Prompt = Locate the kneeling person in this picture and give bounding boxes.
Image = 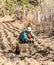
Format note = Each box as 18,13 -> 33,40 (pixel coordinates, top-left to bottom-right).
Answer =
19,27 -> 36,43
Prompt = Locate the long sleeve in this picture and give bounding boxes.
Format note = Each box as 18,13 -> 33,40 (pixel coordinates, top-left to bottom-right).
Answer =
23,32 -> 29,41
20,30 -> 29,41
32,32 -> 36,39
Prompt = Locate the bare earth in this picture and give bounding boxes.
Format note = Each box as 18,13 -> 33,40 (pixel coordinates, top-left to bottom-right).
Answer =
0,17 -> 54,65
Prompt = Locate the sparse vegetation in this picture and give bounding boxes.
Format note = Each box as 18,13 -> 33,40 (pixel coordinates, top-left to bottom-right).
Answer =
0,0 -> 54,65
0,0 -> 40,16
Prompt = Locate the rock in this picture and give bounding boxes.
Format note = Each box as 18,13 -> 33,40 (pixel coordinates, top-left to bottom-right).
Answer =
4,61 -> 13,65
24,57 -> 41,65
17,43 -> 30,56
0,16 -> 14,23
41,61 -> 54,65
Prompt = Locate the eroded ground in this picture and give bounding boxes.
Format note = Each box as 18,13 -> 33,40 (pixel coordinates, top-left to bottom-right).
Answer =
0,17 -> 54,65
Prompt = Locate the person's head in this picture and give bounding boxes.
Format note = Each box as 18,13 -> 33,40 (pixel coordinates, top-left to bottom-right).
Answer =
27,27 -> 32,33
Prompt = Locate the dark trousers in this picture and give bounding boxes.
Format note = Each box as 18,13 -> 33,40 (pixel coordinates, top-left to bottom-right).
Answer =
19,38 -> 34,43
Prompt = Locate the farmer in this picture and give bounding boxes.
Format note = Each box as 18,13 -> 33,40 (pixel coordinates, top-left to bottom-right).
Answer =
19,27 -> 36,43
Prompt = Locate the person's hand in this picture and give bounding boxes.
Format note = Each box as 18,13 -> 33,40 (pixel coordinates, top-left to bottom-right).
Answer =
30,38 -> 34,41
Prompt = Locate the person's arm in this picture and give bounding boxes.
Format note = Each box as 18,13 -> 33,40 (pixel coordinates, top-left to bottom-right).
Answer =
32,33 -> 41,44
23,32 -> 29,41
32,32 -> 36,39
